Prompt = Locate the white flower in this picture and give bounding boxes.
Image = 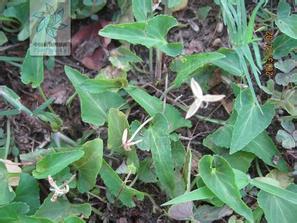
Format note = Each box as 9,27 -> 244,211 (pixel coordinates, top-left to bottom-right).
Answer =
122,117 -> 153,151
48,175 -> 72,202
122,128 -> 142,151
152,0 -> 162,11
186,78 -> 225,119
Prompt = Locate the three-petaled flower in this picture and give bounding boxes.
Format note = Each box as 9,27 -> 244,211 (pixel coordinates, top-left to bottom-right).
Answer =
122,117 -> 153,151
186,78 -> 225,119
48,175 -> 71,202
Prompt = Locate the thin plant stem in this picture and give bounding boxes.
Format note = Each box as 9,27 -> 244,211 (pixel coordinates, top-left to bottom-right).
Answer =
143,192 -> 162,213
88,191 -> 107,203
128,174 -> 138,187
53,132 -> 77,147
66,92 -> 77,106
128,117 -> 153,143
149,48 -> 153,75
4,119 -> 11,159
174,101 -> 226,125
38,86 -> 55,114
255,158 -> 263,177
154,49 -> 162,81
91,207 -> 103,216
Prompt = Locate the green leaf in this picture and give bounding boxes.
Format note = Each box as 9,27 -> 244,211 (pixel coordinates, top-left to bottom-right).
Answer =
204,113 -> 287,171
3,1 -> 30,41
36,112 -> 63,132
109,47 -> 143,71
99,15 -> 182,56
0,86 -> 33,116
273,34 -> 297,59
276,130 -> 296,149
138,158 -> 157,183
251,177 -> 297,204
0,162 -> 15,205
34,196 -> 91,221
147,114 -> 176,197
223,151 -> 254,173
162,186 -> 215,206
125,85 -> 191,131
0,202 -> 54,222
0,202 -> 28,222
199,155 -> 253,222
33,149 -> 84,179
107,110 -> 139,172
203,129 -> 255,173
197,6 -> 212,21
14,173 -> 40,214
107,108 -> 129,153
80,77 -> 128,94
243,132 -> 288,172
99,160 -> 144,207
166,0 -> 182,8
65,66 -> 124,126
230,89 -> 275,153
172,140 -> 186,171
73,139 -> 103,193
233,169 -> 249,190
0,31 -> 8,46
170,52 -> 225,86
83,0 -> 106,6
280,88 -> 297,116
276,0 -> 297,39
212,48 -> 243,77
21,49 -> 44,88
132,0 -> 152,21
257,184 -> 297,223
64,216 -> 85,223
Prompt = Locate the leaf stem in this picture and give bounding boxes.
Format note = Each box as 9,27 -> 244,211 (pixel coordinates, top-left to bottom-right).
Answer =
88,191 -> 107,203
154,49 -> 162,81
38,86 -> 55,114
149,48 -> 153,75
4,119 -> 11,159
143,192 -> 162,213
128,117 -> 153,143
255,158 -> 263,177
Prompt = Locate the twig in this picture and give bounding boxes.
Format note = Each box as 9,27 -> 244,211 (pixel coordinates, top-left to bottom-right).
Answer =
143,192 -> 162,213
88,191 -> 107,203
154,49 -> 162,81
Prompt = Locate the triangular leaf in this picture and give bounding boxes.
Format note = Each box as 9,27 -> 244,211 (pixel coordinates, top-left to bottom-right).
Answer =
33,149 -> 84,179
99,15 -> 182,56
73,139 -> 103,193
199,155 -> 253,222
99,160 -> 144,207
125,85 -> 191,131
230,89 -> 275,153
65,66 -> 124,126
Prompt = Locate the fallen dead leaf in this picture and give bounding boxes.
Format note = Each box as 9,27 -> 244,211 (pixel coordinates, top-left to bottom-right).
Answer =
168,202 -> 194,220
2,159 -> 22,186
71,21 -> 113,70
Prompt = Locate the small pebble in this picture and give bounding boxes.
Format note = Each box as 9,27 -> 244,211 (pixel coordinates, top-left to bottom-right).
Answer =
188,19 -> 200,33
212,38 -> 222,46
216,22 -> 224,33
